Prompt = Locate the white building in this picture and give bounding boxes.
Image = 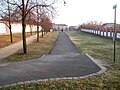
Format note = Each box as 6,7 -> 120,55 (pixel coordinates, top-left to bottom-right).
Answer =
52,23 -> 68,31
69,26 -> 78,31
0,21 -> 42,35
102,23 -> 120,28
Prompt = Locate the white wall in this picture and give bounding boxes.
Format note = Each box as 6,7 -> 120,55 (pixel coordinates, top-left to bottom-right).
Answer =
0,22 -> 42,34
11,23 -> 22,33
0,23 -> 6,33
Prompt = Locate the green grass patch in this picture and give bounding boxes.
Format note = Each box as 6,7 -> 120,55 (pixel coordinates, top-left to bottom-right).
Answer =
68,31 -> 120,63
3,32 -> 58,62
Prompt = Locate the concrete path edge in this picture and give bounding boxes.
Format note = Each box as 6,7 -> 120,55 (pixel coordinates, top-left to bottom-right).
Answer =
48,32 -> 60,54
0,53 -> 106,89
85,53 -> 106,74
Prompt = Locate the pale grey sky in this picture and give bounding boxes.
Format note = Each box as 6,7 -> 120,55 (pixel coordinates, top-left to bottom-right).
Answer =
53,0 -> 120,26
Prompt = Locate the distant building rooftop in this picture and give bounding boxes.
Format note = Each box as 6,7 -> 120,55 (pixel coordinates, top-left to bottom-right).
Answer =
102,23 -> 120,31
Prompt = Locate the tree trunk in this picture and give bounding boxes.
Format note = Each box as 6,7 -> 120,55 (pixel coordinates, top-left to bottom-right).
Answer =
44,29 -> 45,35
8,0 -> 13,43
37,25 -> 39,42
103,31 -> 104,37
22,0 -> 27,54
36,4 -> 39,42
41,29 -> 43,37
9,24 -> 13,42
22,20 -> 27,54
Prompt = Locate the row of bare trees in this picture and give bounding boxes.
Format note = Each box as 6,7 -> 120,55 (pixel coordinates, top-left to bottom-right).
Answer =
0,0 -> 62,54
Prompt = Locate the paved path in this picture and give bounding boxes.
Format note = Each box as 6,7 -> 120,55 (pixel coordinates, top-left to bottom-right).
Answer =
0,34 -> 38,60
0,32 -> 102,86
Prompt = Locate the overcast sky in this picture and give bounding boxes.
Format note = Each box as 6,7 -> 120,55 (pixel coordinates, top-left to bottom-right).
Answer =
52,0 -> 120,26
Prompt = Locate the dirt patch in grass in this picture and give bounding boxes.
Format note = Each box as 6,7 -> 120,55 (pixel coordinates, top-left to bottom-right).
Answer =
3,32 -> 58,62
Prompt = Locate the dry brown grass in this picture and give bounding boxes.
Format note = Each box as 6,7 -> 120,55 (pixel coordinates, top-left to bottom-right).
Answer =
3,31 -> 58,62
0,32 -> 35,48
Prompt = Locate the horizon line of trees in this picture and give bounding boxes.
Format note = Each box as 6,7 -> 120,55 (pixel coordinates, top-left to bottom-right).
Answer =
79,21 -> 114,31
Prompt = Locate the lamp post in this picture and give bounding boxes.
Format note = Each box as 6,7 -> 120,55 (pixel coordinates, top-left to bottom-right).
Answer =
113,4 -> 117,63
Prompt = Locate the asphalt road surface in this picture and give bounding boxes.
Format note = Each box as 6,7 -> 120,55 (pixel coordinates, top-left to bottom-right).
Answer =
0,32 -> 101,86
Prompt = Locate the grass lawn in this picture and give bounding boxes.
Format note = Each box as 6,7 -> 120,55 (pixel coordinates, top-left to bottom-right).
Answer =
68,31 -> 120,63
1,31 -> 120,90
0,32 -> 35,48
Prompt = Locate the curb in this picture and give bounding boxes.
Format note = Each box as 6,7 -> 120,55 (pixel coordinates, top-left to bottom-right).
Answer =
0,54 -> 106,89
85,53 -> 106,74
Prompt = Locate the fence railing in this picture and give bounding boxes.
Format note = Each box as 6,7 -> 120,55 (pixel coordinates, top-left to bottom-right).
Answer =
81,29 -> 120,39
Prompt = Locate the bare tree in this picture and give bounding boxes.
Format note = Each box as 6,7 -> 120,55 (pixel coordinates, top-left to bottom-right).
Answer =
40,12 -> 52,33
7,0 -> 59,54
28,11 -> 33,35
0,0 -> 66,54
0,0 -> 15,42
36,0 -> 40,42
